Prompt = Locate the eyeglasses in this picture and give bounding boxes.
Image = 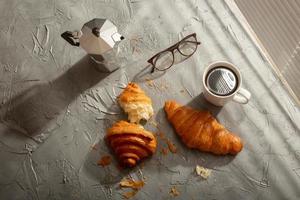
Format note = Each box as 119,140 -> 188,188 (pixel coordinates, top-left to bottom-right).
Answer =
147,33 -> 201,73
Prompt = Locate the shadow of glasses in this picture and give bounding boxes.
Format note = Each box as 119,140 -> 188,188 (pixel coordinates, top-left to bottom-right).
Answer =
132,64 -> 167,83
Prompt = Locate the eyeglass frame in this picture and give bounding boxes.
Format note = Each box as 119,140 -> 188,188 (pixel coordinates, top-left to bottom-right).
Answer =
147,33 -> 201,73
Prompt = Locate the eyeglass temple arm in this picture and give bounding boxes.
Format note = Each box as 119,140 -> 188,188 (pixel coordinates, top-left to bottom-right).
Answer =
188,41 -> 201,45
146,59 -> 155,73
150,65 -> 155,73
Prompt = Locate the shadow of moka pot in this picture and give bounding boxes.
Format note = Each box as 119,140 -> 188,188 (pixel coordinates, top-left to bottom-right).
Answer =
61,18 -> 125,72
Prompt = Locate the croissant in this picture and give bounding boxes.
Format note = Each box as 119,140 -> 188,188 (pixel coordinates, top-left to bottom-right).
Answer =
118,82 -> 154,124
164,100 -> 243,155
106,120 -> 157,167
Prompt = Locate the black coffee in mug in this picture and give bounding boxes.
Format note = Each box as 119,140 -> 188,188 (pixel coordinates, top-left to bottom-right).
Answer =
203,61 -> 251,106
205,67 -> 238,96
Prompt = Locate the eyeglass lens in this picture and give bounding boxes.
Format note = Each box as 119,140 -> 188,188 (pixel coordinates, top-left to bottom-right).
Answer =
178,36 -> 198,56
153,35 -> 198,71
154,51 -> 174,71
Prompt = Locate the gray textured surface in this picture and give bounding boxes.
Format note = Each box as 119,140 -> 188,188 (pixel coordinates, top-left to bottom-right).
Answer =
0,0 -> 299,199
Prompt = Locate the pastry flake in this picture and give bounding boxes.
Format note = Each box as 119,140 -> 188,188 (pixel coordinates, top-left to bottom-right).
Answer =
195,165 -> 211,179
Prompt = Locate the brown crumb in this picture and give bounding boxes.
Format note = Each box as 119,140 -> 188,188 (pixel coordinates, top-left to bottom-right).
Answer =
157,79 -> 169,91
146,78 -> 155,87
167,140 -> 177,153
158,132 -> 167,141
159,83 -> 168,91
97,155 -> 112,167
122,190 -> 138,199
120,178 -> 145,199
157,132 -> 177,154
161,147 -> 169,155
179,89 -> 185,93
139,161 -> 145,169
117,164 -> 124,171
120,178 -> 145,190
170,186 -> 180,197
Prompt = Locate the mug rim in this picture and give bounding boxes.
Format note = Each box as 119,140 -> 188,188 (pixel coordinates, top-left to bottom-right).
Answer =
202,61 -> 242,99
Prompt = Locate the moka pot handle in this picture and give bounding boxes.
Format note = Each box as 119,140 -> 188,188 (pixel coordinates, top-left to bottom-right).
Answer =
61,31 -> 80,46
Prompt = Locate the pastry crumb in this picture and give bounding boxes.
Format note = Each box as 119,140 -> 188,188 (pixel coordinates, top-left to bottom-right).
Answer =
158,79 -> 169,91
97,155 -> 112,167
167,140 -> 177,153
161,147 -> 169,155
159,83 -> 168,91
120,178 -> 145,190
157,132 -> 177,154
139,162 -> 145,169
146,79 -> 155,87
157,132 -> 166,140
120,178 -> 145,199
195,165 -> 211,179
122,190 -> 138,199
169,186 -> 180,197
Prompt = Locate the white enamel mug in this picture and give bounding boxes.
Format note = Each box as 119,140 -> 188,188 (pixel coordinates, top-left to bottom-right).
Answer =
202,61 -> 251,106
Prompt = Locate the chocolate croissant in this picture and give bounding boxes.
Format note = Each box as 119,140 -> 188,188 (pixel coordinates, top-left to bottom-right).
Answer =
164,100 -> 243,155
118,83 -> 154,124
106,121 -> 157,167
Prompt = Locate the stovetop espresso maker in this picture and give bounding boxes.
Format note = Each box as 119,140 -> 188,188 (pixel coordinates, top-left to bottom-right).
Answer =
61,18 -> 125,72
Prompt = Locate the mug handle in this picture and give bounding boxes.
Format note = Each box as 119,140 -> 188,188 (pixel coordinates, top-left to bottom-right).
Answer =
233,88 -> 251,104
